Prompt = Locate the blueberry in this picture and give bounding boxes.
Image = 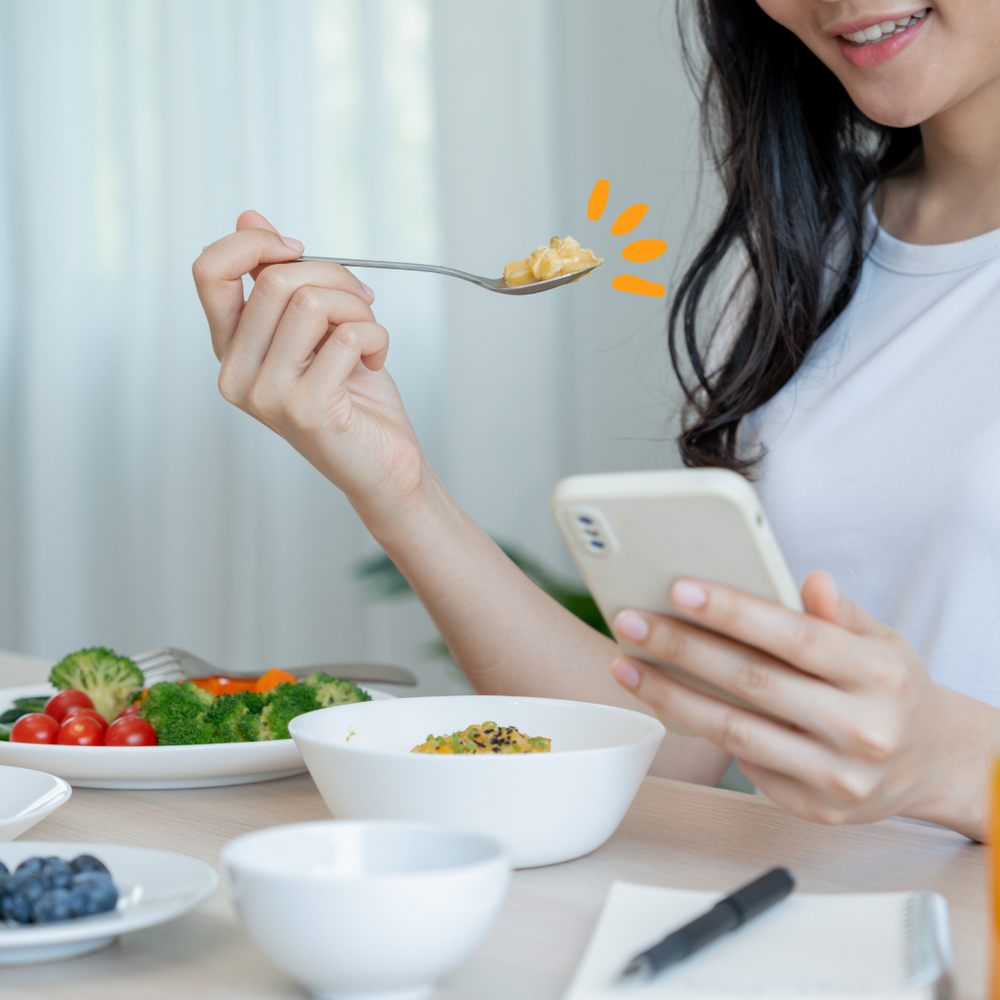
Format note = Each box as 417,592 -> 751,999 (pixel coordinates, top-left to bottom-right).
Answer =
31,888 -> 76,923
38,859 -> 75,891
68,874 -> 117,916
69,855 -> 111,879
15,856 -> 48,876
0,873 -> 45,923
0,861 -> 8,876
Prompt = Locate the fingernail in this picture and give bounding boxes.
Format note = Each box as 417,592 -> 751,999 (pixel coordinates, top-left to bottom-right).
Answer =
612,659 -> 640,690
614,610 -> 648,642
672,580 -> 707,610
359,281 -> 374,301
281,236 -> 304,253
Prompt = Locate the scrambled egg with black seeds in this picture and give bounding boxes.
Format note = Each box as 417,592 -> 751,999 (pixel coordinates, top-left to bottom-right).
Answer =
411,721 -> 551,754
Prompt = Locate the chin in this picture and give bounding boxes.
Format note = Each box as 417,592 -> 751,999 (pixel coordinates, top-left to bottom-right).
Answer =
840,82 -> 937,130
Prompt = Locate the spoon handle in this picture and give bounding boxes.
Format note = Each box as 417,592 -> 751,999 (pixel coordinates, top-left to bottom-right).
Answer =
295,255 -> 492,287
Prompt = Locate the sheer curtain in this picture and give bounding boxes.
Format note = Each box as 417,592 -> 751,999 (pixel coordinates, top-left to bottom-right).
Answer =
0,0 -> 706,686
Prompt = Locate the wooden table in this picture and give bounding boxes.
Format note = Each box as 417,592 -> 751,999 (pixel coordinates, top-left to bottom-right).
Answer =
0,653 -> 990,1000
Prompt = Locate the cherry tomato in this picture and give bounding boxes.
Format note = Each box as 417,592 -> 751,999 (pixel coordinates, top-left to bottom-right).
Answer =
44,690 -> 95,724
56,716 -> 105,746
62,707 -> 109,733
10,713 -> 60,744
104,717 -> 157,747
114,704 -> 141,720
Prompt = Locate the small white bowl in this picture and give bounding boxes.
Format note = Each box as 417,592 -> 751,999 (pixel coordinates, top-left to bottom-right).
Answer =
289,695 -> 665,868
0,765 -> 72,841
221,820 -> 510,1000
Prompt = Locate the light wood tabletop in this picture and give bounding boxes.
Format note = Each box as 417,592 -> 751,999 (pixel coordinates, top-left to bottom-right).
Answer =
0,652 -> 990,1000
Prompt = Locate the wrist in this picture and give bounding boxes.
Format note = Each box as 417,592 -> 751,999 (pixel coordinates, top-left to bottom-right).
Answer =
901,684 -> 997,841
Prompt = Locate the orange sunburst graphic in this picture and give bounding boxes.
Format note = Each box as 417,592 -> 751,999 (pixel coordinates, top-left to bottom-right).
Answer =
587,179 -> 667,297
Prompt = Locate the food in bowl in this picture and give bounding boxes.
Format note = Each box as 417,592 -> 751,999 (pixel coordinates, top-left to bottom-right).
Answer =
503,236 -> 602,286
411,721 -> 550,754
289,695 -> 665,868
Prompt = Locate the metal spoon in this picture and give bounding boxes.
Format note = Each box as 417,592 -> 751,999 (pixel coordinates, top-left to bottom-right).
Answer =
294,254 -> 600,295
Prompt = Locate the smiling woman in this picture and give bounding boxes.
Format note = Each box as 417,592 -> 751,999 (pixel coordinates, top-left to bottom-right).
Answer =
196,0 -> 1000,844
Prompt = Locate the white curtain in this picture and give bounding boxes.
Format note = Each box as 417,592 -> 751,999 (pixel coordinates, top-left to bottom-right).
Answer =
0,0 -> 707,686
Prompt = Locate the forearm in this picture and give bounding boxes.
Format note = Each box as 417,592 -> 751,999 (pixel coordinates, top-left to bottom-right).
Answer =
362,467 -> 731,784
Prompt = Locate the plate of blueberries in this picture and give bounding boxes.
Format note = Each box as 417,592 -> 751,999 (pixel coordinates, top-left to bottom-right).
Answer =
0,843 -> 218,964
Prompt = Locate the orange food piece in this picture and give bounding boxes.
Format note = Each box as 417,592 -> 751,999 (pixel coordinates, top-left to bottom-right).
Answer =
158,669 -> 300,699
253,669 -> 297,693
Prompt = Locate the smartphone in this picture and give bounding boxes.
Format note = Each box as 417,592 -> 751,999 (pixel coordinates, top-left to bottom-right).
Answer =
550,468 -> 802,728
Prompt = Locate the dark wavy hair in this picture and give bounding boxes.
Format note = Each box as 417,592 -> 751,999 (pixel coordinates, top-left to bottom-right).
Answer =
669,0 -> 921,472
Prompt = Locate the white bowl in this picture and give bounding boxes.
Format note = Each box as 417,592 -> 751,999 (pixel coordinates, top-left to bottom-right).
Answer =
0,765 -> 72,841
289,695 -> 665,868
221,820 -> 510,1000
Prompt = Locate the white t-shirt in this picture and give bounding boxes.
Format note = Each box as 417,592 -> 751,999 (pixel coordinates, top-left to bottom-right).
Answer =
739,209 -> 1000,707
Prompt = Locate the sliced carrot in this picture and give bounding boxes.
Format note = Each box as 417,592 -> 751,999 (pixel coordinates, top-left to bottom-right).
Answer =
254,669 -> 297,693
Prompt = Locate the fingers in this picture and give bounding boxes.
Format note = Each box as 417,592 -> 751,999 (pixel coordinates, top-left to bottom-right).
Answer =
193,225 -> 305,360
659,577 -> 886,687
611,657 -> 888,816
613,609 -> 850,735
223,265 -> 377,389
193,210 -> 377,366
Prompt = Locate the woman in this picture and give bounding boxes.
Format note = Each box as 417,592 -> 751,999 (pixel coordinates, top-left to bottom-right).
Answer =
193,1 -> 1000,842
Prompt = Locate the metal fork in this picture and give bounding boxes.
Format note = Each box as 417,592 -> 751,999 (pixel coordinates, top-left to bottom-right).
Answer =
130,647 -> 417,687
294,255 -> 600,295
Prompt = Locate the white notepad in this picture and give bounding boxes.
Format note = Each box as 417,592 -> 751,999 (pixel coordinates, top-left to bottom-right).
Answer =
564,881 -> 953,999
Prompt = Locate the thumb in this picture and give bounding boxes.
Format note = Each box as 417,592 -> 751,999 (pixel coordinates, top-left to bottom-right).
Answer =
801,570 -> 888,638
235,210 -> 303,280
237,209 -> 281,235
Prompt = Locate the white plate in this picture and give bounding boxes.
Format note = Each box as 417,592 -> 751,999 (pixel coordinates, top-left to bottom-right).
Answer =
0,766 -> 72,841
0,841 -> 218,964
0,684 -> 393,789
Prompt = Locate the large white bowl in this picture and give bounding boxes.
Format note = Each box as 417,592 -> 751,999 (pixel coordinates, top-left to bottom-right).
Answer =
289,695 -> 665,868
221,820 -> 510,1000
0,765 -> 72,841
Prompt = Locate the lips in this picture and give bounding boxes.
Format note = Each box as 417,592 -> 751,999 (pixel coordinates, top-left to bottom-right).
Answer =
834,8 -> 929,69
838,8 -> 928,46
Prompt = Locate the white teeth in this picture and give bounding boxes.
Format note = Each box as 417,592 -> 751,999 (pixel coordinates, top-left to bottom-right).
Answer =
842,10 -> 928,46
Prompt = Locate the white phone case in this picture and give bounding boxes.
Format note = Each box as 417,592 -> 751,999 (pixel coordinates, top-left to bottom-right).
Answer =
551,468 -> 802,730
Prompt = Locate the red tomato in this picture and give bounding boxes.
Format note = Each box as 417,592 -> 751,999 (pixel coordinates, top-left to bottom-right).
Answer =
114,704 -> 141,720
10,713 -> 60,744
62,707 -> 109,733
56,716 -> 105,746
104,717 -> 157,747
44,689 -> 95,723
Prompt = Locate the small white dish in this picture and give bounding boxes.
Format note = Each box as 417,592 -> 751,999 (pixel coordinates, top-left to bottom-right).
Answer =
222,820 -> 510,1000
0,841 -> 219,964
0,765 -> 72,841
0,683 -> 393,789
289,695 -> 666,868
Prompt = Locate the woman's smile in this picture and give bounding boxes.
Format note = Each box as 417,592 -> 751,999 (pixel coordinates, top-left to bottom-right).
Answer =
834,8 -> 928,68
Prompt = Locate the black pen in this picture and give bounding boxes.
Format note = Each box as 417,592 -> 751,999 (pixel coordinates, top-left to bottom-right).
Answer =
618,867 -> 795,986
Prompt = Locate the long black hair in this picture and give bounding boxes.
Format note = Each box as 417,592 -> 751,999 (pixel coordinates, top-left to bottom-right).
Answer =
670,0 -> 921,472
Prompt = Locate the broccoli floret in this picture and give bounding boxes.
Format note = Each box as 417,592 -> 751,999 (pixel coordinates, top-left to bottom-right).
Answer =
258,682 -> 322,741
49,647 -> 145,722
203,690 -> 265,743
138,681 -> 215,745
303,672 -> 372,708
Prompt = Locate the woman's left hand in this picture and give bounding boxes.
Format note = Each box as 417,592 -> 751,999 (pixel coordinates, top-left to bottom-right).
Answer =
610,571 -> 999,840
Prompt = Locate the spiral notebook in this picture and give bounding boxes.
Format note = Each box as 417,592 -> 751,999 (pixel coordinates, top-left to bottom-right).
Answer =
564,880 -> 953,999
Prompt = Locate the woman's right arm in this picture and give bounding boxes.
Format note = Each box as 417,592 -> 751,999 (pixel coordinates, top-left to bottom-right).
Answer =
192,213 -> 731,785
